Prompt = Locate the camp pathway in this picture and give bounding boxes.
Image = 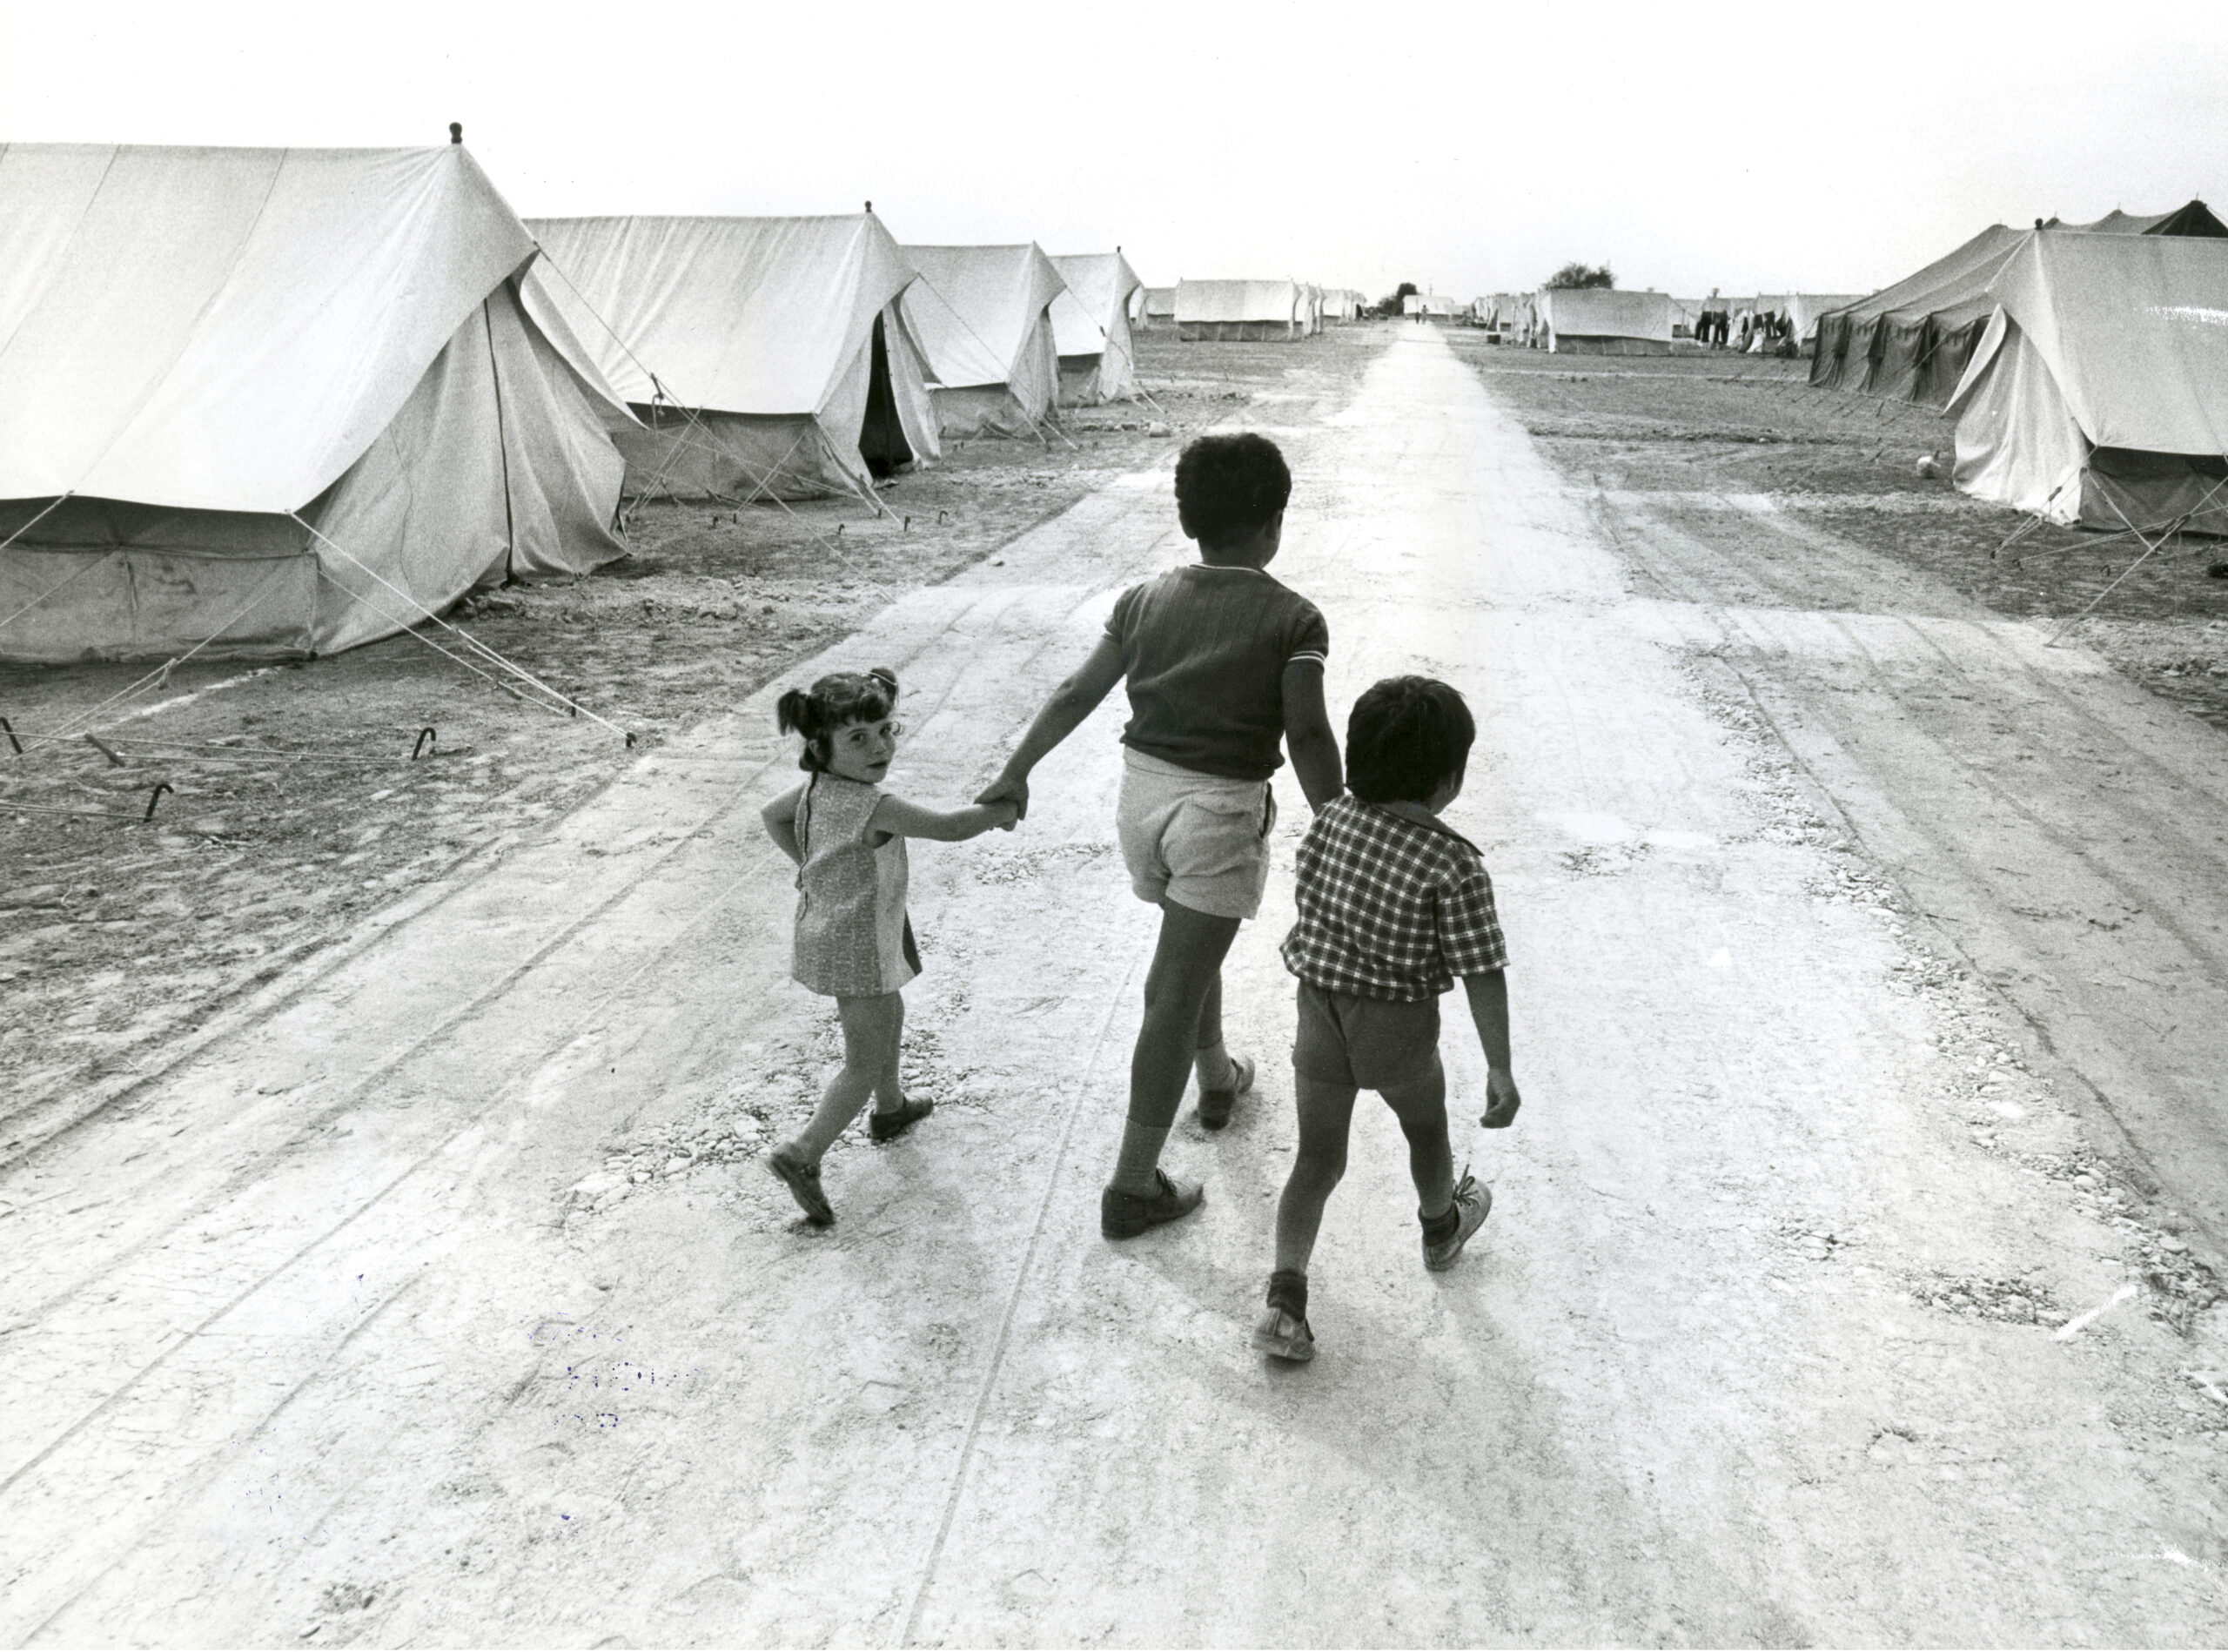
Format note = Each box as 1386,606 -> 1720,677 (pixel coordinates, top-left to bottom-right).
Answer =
3,328 -> 2224,1646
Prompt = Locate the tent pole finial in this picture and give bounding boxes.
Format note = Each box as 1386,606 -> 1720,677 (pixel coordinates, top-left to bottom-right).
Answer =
865,199 -> 873,215
450,122 -> 463,145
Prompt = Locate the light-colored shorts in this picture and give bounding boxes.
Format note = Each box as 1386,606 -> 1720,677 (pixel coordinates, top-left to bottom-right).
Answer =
1116,747 -> 1276,921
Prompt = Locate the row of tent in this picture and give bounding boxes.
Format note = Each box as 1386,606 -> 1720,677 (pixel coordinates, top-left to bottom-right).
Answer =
1808,200 -> 2228,535
0,141 -> 1156,663
1132,281 -> 1365,339
1456,290 -> 1862,353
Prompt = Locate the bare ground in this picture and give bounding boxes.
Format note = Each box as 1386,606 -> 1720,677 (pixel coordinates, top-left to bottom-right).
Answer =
13,326 -> 2228,1644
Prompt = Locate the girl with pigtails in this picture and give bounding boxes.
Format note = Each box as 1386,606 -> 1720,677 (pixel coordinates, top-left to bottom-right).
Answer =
759,667 -> 1018,1226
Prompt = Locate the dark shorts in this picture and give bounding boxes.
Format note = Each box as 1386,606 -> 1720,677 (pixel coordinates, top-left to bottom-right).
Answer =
1292,980 -> 1442,1091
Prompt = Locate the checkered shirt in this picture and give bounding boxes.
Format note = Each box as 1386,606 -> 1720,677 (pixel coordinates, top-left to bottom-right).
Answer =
1280,794 -> 1508,1002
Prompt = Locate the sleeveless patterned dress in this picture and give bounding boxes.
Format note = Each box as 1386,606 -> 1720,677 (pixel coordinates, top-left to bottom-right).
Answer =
790,771 -> 921,997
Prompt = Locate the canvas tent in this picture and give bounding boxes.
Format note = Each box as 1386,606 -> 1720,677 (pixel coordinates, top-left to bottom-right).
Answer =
1323,289 -> 1362,322
1781,294 -> 1867,346
1947,231 -> 2228,536
1141,285 -> 1178,326
1177,279 -> 1303,341
2065,203 -> 2228,236
525,213 -> 939,505
1050,251 -> 1144,405
1535,288 -> 1674,354
0,142 -> 630,664
899,244 -> 1067,439
1811,200 -> 2228,404
1485,292 -> 1534,336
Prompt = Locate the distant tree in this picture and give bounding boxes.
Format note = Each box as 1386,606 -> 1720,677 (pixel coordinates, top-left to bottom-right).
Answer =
1544,263 -> 1615,289
1372,280 -> 1419,318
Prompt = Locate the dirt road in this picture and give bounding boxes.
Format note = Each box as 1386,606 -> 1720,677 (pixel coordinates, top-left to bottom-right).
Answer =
7,327 -> 2228,1646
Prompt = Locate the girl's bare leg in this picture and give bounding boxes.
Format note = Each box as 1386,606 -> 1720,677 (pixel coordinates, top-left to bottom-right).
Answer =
790,992 -> 905,1161
866,989 -> 907,1115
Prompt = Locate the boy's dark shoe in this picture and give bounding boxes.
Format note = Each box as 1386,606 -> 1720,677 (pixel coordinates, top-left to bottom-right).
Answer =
767,1145 -> 835,1226
1100,1170 -> 1205,1239
868,1095 -> 935,1144
1252,1305 -> 1316,1362
1197,1053 -> 1255,1132
1422,1170 -> 1491,1272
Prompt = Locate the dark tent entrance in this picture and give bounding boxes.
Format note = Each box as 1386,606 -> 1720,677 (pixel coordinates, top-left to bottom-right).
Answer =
859,313 -> 912,479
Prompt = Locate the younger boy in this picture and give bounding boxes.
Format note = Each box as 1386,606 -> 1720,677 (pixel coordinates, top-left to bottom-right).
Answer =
1255,675 -> 1521,1362
978,433 -> 1344,1239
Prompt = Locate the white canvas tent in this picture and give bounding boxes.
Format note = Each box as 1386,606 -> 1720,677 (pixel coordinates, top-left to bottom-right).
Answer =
1812,201 -> 2226,403
1050,251 -> 1144,405
1322,289 -> 1362,322
1141,285 -> 1178,326
900,244 -> 1067,438
1177,279 -> 1303,341
1947,231 -> 2228,535
525,213 -> 938,503
0,142 -> 630,664
1535,288 -> 1674,354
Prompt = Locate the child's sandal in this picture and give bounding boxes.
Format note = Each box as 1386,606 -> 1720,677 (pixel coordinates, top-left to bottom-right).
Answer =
868,1096 -> 935,1145
767,1145 -> 835,1226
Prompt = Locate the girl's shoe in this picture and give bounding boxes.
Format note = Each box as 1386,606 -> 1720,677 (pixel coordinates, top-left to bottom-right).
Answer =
1252,1305 -> 1316,1363
1197,1053 -> 1255,1132
868,1095 -> 935,1144
766,1145 -> 834,1226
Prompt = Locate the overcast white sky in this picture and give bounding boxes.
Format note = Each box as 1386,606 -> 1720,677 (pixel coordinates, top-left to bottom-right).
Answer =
6,0 -> 2226,301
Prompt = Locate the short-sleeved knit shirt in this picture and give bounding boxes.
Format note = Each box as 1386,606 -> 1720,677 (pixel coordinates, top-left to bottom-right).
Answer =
1281,794 -> 1508,1002
1104,564 -> 1328,782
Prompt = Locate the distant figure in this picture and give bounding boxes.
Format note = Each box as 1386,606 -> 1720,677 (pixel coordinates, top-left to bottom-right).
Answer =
760,668 -> 1018,1226
978,433 -> 1344,1240
1254,676 -> 1521,1363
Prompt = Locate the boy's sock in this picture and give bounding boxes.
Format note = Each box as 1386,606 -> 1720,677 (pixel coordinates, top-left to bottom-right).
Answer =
1109,1121 -> 1172,1195
1266,1268 -> 1309,1320
1420,1204 -> 1460,1247
1194,1038 -> 1236,1092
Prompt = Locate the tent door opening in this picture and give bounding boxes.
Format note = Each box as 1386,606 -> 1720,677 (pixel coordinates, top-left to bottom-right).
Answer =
859,313 -> 911,479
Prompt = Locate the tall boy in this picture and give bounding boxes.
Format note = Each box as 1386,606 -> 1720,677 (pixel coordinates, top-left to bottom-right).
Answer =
979,433 -> 1344,1239
1255,675 -> 1521,1363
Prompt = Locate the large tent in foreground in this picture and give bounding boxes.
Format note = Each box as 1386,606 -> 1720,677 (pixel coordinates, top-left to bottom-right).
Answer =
1811,199 -> 2228,404
526,213 -> 938,502
1535,288 -> 1674,354
1050,251 -> 1144,405
0,142 -> 630,664
1177,279 -> 1304,341
900,244 -> 1067,439
1947,231 -> 2228,536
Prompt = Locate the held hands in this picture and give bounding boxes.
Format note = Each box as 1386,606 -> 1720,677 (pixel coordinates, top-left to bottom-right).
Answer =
975,770 -> 1029,823
990,797 -> 1022,833
1480,1068 -> 1521,1130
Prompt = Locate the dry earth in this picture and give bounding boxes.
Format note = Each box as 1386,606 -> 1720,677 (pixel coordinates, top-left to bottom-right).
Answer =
8,323 -> 2228,1646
